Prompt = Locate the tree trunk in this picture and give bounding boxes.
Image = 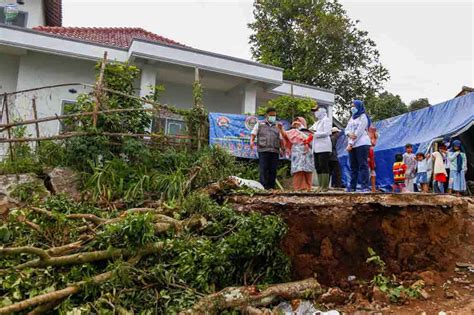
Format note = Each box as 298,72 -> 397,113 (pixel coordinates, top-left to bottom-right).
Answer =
180,278 -> 322,315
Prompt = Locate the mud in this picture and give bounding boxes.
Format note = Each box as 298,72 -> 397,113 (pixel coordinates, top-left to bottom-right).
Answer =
228,192 -> 474,287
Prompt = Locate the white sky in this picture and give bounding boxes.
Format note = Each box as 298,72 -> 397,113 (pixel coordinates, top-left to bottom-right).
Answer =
63,0 -> 473,105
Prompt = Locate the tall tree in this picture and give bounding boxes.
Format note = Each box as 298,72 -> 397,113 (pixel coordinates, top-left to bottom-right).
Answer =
408,98 -> 430,112
365,92 -> 408,121
249,0 -> 390,119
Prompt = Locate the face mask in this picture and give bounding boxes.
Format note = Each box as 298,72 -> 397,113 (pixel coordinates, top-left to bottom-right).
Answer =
351,107 -> 358,115
267,116 -> 276,123
315,112 -> 324,120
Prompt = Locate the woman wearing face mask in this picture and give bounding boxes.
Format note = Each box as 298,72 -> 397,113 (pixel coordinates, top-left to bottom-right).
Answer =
309,107 -> 332,192
345,100 -> 372,192
280,117 -> 314,191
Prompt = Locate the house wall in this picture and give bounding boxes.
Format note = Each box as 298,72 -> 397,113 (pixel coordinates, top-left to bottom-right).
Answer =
13,51 -> 96,137
0,52 -> 19,94
0,0 -> 45,28
157,81 -> 242,115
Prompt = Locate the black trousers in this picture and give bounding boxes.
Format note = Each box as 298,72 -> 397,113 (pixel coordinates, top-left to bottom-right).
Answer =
314,152 -> 330,174
329,160 -> 342,187
258,152 -> 279,189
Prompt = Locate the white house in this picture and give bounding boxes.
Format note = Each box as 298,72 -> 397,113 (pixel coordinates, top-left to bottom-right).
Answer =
0,0 -> 335,142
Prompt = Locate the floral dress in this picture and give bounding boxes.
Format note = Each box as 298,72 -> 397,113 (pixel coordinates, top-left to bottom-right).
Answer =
290,136 -> 315,175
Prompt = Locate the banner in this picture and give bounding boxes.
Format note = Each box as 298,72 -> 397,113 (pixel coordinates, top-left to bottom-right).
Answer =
209,112 -> 289,159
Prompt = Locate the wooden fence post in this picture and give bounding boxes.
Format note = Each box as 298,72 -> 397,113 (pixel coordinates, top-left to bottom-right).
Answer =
194,67 -> 202,150
3,93 -> 14,161
32,97 -> 41,151
93,51 -> 108,128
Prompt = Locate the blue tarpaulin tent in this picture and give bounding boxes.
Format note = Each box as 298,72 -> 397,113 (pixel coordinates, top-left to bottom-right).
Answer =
337,93 -> 474,190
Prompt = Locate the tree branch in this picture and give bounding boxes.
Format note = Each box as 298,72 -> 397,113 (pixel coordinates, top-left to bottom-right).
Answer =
9,242 -> 163,270
0,246 -> 50,261
179,278 -> 322,315
0,256 -> 143,315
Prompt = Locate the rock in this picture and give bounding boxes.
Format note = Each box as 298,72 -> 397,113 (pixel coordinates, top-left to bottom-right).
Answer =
444,290 -> 455,299
419,289 -> 431,300
0,174 -> 40,196
320,287 -> 348,305
47,167 -> 81,201
418,270 -> 441,286
0,174 -> 48,201
320,237 -> 334,259
371,286 -> 389,304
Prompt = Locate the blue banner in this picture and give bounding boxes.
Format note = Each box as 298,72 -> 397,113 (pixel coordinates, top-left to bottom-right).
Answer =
209,112 -> 289,159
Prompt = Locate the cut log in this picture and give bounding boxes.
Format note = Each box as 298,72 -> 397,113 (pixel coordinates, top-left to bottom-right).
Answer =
179,278 -> 322,315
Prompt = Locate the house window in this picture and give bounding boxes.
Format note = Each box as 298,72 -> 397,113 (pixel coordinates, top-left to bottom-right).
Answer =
59,100 -> 80,133
0,7 -> 28,27
152,116 -> 187,136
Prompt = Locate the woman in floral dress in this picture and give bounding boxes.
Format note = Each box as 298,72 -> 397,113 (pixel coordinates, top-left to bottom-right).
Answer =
281,117 -> 315,191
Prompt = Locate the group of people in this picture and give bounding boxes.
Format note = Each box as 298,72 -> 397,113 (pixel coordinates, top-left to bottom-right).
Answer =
393,141 -> 468,196
250,99 -> 468,196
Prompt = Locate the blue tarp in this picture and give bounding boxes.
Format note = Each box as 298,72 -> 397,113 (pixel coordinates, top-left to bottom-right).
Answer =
336,93 -> 474,190
208,112 -> 290,159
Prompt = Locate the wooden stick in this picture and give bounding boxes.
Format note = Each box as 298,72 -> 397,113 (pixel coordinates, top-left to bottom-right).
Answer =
0,131 -> 204,144
3,93 -> 14,161
93,52 -> 108,128
32,97 -> 41,151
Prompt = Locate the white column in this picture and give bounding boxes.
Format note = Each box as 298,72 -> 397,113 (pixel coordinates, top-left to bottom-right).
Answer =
139,65 -> 158,99
241,83 -> 257,114
139,65 -> 158,133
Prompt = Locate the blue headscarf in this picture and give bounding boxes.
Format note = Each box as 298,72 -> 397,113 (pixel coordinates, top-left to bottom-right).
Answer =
451,140 -> 463,172
352,100 -> 371,127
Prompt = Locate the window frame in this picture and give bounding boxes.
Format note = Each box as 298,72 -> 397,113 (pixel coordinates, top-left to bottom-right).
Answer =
0,6 -> 29,27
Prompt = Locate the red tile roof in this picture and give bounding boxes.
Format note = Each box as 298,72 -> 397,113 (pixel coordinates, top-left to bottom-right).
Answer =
33,26 -> 184,49
44,0 -> 62,27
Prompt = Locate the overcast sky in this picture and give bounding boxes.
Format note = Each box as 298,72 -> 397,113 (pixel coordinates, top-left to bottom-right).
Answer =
63,0 -> 473,105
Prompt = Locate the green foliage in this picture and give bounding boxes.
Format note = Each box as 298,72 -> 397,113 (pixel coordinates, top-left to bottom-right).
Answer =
366,247 -> 423,303
1,191 -> 290,313
95,213 -> 157,249
61,61 -> 152,170
9,181 -> 48,203
249,0 -> 389,119
365,92 -> 408,121
257,95 -> 316,125
0,125 -> 42,175
408,98 -> 430,112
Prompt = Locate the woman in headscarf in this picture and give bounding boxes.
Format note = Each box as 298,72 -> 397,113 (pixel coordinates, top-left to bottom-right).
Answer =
345,100 -> 372,192
310,107 -> 332,192
281,117 -> 314,191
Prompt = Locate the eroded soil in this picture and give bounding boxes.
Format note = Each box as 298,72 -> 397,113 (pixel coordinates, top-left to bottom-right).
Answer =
228,192 -> 474,314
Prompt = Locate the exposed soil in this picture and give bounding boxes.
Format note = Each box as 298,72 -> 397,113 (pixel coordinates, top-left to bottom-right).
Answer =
228,192 -> 474,314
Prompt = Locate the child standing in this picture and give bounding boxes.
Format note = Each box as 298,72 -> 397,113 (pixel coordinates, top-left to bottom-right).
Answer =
368,126 -> 378,192
415,153 -> 431,193
392,154 -> 407,192
431,145 -> 448,193
403,144 -> 417,192
448,140 -> 467,196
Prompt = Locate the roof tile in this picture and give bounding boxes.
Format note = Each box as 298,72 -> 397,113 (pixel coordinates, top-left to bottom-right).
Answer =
33,26 -> 184,49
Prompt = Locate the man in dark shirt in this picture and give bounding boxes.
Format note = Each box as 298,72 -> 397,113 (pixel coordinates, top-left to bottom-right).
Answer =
250,108 -> 284,189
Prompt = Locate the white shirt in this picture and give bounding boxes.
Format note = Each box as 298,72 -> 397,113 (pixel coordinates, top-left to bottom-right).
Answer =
345,115 -> 371,148
310,116 -> 332,153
